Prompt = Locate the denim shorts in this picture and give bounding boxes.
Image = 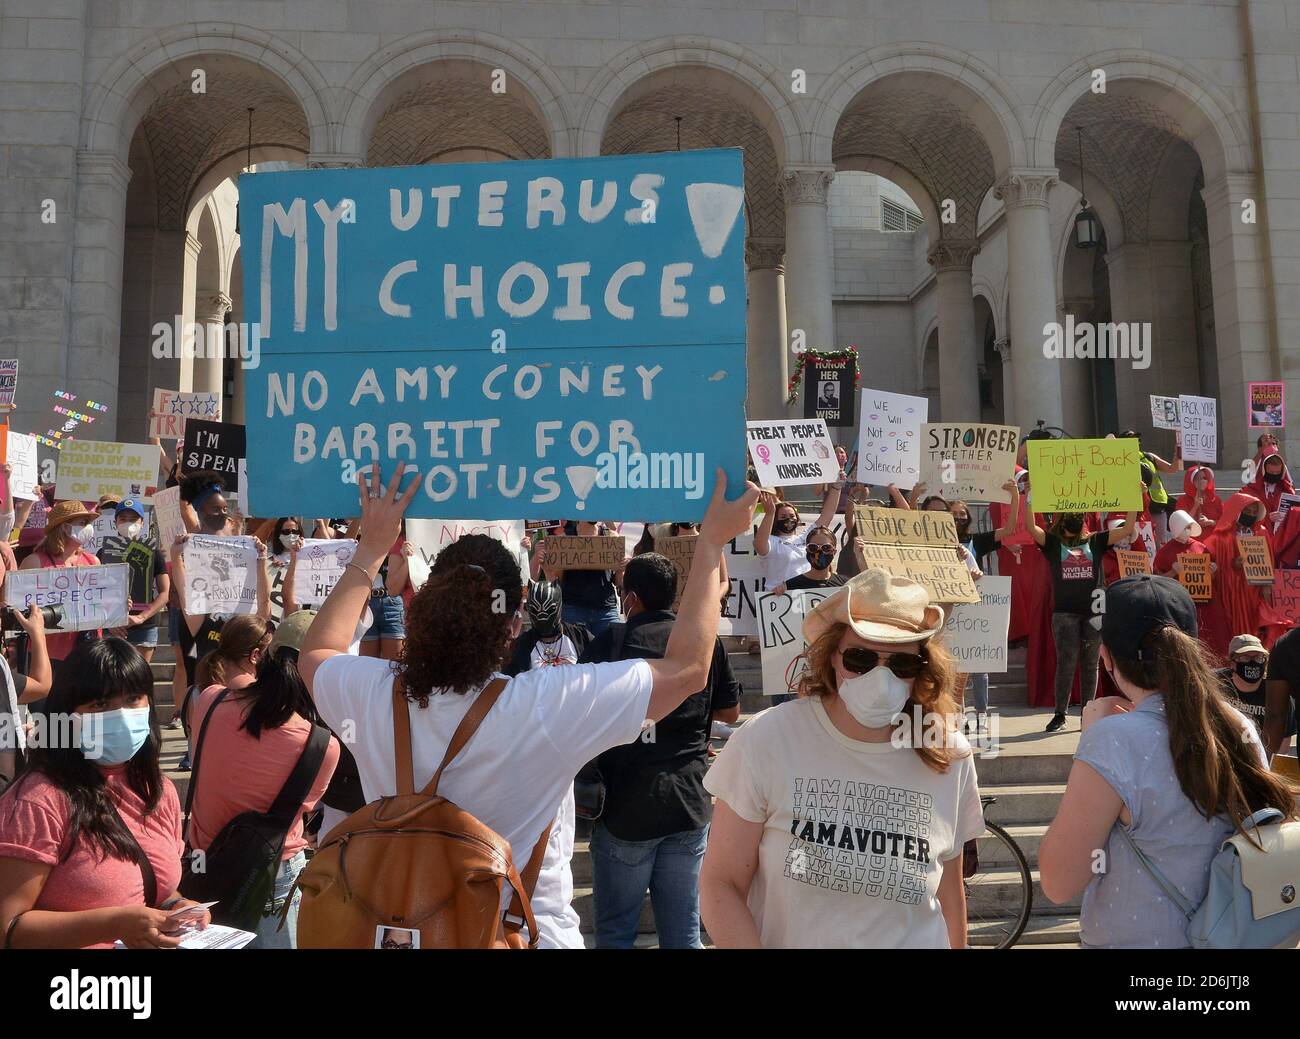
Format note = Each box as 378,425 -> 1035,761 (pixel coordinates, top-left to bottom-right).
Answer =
125,619 -> 159,647
362,594 -> 406,641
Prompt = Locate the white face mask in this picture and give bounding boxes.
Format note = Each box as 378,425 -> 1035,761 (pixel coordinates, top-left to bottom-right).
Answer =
1175,528 -> 1192,544
71,523 -> 95,544
837,665 -> 912,728
117,520 -> 142,539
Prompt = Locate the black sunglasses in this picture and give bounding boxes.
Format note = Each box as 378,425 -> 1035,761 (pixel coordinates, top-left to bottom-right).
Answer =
840,647 -> 927,680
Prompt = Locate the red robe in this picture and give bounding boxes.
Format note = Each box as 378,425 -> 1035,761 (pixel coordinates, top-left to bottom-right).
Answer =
1200,492 -> 1288,657
1174,466 -> 1223,535
1244,449 -> 1295,517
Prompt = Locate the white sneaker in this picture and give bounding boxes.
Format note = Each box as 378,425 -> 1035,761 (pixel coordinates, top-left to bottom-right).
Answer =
711,720 -> 736,741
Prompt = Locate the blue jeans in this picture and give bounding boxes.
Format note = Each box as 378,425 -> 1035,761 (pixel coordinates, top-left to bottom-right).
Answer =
589,823 -> 708,949
251,850 -> 305,949
563,603 -> 620,639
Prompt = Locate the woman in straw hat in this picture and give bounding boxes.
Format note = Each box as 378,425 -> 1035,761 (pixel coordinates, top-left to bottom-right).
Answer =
18,500 -> 102,666
700,568 -> 983,948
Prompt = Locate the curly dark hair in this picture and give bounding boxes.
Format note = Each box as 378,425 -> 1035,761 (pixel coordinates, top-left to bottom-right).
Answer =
397,534 -> 525,704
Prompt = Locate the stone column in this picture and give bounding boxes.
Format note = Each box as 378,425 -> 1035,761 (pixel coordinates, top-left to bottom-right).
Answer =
1103,243 -> 1159,437
67,151 -> 132,437
780,167 -> 836,353
193,293 -> 231,396
995,338 -> 1014,428
745,238 -> 788,422
996,169 -> 1064,430
177,233 -> 203,392
1202,174 -> 1272,467
927,239 -> 982,422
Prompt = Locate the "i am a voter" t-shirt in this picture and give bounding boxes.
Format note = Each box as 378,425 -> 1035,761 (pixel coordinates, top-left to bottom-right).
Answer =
703,696 -> 984,948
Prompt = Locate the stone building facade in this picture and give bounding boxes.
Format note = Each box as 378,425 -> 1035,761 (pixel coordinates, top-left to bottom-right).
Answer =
2,0 -> 1299,468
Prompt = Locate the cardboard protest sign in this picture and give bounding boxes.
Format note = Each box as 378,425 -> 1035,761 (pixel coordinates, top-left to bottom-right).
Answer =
4,563 -> 130,631
719,533 -> 766,637
1179,395 -> 1217,463
53,440 -> 160,503
746,419 -> 838,487
918,423 -> 1018,503
1238,534 -> 1274,585
1272,570 -> 1300,625
6,431 -> 37,501
151,486 -> 186,554
1025,438 -> 1143,513
654,534 -> 698,610
406,518 -> 526,586
804,353 -> 855,427
853,505 -> 959,546
1149,395 -> 1181,431
240,149 -> 748,520
852,506 -> 978,604
855,390 -> 927,489
940,576 -> 1011,674
182,534 -> 259,614
1115,549 -> 1151,577
758,588 -> 836,696
0,360 -> 17,409
542,535 -> 624,571
151,389 -> 222,440
1249,382 -> 1284,429
181,420 -> 245,481
291,538 -> 358,605
1178,552 -> 1212,602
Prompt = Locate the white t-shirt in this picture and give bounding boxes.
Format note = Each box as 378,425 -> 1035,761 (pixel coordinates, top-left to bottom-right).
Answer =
704,696 -> 985,949
762,530 -> 812,587
312,655 -> 654,949
530,634 -> 580,670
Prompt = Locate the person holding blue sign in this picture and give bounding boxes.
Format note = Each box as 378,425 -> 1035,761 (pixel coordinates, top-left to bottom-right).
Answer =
299,463 -> 758,948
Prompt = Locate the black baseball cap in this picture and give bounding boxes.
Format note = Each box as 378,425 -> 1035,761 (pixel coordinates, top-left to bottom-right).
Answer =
1101,574 -> 1198,661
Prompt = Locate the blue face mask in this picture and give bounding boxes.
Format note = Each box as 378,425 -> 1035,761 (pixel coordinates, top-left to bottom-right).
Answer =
79,707 -> 152,766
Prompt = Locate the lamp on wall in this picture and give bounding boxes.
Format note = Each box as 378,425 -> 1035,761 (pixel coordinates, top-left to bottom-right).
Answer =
234,107 -> 254,236
1073,126 -> 1100,249
675,115 -> 682,152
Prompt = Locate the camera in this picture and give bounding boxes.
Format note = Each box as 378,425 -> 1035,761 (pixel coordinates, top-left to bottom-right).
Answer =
1,605 -> 65,631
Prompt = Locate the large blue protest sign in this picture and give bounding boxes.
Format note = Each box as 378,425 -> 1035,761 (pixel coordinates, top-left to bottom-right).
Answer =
240,149 -> 747,520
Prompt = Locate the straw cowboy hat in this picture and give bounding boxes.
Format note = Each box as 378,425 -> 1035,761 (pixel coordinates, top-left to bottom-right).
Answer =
803,567 -> 947,647
44,500 -> 98,532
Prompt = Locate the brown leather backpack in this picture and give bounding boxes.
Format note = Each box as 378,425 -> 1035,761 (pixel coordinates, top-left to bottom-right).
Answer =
290,677 -> 551,948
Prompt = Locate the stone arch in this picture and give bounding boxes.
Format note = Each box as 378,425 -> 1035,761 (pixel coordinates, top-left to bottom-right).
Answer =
971,280 -> 1000,340
81,24 -> 332,163
1030,51 -> 1250,183
812,44 -> 1028,174
831,157 -> 942,241
340,32 -> 572,161
1052,166 -> 1123,301
578,36 -> 802,168
918,315 -> 941,385
818,45 -> 1027,242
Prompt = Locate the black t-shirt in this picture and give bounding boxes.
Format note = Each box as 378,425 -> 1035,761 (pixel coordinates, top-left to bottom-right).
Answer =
1041,530 -> 1113,615
1217,666 -> 1295,739
98,535 -> 168,629
785,572 -> 848,591
579,610 -> 740,841
559,567 -> 618,611
177,615 -> 227,685
964,529 -> 999,567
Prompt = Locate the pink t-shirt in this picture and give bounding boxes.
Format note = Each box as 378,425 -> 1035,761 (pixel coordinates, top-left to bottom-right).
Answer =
0,767 -> 184,949
187,674 -> 340,861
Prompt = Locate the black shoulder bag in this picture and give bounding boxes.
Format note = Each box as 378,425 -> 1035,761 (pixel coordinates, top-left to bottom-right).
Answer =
179,688 -> 330,930
573,623 -> 626,822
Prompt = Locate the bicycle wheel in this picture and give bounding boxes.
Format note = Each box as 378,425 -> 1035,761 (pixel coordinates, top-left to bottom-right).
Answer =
963,817 -> 1033,949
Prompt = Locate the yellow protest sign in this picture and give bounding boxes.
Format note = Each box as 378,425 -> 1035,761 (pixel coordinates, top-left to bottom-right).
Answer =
1026,438 -> 1144,513
53,440 -> 161,502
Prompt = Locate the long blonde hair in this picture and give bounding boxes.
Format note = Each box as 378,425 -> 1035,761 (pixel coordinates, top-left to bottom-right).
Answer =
800,622 -> 966,774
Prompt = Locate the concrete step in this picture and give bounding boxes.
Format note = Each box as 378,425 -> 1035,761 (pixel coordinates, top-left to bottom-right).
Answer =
971,783 -> 1067,825
969,913 -> 1080,948
975,751 -> 1075,786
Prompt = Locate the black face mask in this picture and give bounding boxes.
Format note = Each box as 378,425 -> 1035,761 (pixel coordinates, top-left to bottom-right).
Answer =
774,517 -> 798,535
1235,661 -> 1265,684
954,516 -> 971,534
806,546 -> 836,570
1239,513 -> 1260,530
1062,516 -> 1083,536
1264,470 -> 1284,484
